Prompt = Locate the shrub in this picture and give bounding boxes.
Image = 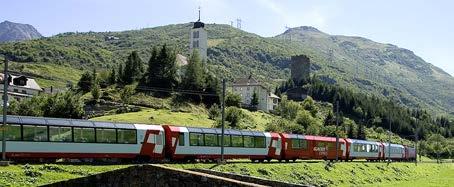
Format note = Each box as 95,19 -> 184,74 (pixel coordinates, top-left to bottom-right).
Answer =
208,103 -> 220,120
225,92 -> 242,107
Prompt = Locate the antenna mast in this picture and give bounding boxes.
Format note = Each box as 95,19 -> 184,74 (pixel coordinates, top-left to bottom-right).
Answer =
198,6 -> 201,21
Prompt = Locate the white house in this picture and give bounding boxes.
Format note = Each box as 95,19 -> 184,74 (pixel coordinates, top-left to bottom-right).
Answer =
0,73 -> 42,103
231,76 -> 279,112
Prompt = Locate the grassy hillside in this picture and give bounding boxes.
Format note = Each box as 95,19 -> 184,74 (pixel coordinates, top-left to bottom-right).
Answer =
168,161 -> 454,187
0,23 -> 453,116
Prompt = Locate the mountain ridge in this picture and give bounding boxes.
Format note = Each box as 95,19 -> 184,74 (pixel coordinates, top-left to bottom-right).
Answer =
0,20 -> 42,43
0,22 -> 452,116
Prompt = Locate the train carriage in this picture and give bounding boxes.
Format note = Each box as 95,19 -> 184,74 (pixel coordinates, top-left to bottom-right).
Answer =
4,115 -> 165,161
346,139 -> 382,161
163,125 -> 281,161
383,143 -> 405,161
305,136 -> 347,160
279,133 -> 311,161
404,146 -> 416,161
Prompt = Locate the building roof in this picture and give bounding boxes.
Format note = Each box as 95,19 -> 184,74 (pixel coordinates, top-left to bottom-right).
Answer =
269,93 -> 280,99
232,76 -> 260,86
0,73 -> 42,91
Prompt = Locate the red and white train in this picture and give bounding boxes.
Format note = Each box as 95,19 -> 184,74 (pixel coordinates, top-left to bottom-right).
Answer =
4,115 -> 416,162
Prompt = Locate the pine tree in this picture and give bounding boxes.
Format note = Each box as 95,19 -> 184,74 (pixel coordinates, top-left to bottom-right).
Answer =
117,63 -> 124,84
77,71 -> 93,93
251,91 -> 259,107
182,50 -> 205,102
145,47 -> 159,86
109,67 -> 116,84
357,122 -> 366,140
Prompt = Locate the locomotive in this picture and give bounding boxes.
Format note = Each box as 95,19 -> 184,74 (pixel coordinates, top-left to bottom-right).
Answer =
3,115 -> 416,162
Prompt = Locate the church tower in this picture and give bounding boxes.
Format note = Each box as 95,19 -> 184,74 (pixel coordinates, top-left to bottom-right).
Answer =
189,8 -> 207,60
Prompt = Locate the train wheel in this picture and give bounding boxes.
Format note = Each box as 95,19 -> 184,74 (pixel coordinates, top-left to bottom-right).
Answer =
267,159 -> 271,163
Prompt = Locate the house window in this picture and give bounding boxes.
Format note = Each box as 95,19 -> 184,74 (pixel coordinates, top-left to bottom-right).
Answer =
13,89 -> 18,92
193,40 -> 199,48
21,90 -> 27,94
193,31 -> 199,38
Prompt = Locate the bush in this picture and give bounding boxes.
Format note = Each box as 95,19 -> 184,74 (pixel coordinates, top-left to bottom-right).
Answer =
225,92 -> 242,107
208,103 -> 220,120
276,97 -> 301,120
225,107 -> 245,128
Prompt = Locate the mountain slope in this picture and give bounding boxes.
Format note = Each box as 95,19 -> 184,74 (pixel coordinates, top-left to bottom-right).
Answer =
0,23 -> 452,115
275,26 -> 454,115
0,21 -> 42,42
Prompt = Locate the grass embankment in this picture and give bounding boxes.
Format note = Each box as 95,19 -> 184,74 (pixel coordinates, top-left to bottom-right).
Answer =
91,105 -> 275,130
167,161 -> 454,187
0,164 -> 129,187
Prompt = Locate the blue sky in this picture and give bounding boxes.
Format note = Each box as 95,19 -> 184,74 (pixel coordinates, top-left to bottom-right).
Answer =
1,0 -> 453,76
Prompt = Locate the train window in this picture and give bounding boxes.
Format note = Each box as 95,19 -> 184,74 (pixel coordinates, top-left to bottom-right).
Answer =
300,140 -> 308,150
96,128 -> 117,143
74,127 -> 95,143
178,133 -> 185,146
218,134 -> 231,147
204,134 -> 218,146
231,135 -> 243,147
189,133 -> 203,146
243,136 -> 254,148
291,139 -> 300,149
6,124 -> 21,141
49,126 -> 72,142
23,125 -> 48,141
254,137 -> 266,148
118,129 -> 136,144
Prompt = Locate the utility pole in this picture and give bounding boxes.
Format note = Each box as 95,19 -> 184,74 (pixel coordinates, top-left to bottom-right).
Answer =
388,116 -> 391,165
2,59 -> 8,161
335,100 -> 339,162
220,79 -> 226,163
415,128 -> 418,166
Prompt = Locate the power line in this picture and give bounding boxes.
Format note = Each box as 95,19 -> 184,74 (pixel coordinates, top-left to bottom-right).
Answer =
135,86 -> 218,96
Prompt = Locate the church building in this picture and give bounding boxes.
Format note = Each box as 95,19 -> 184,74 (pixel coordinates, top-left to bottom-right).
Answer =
189,9 -> 207,60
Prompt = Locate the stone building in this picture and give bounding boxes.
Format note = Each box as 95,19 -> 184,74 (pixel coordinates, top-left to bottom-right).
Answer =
231,76 -> 280,112
0,73 -> 42,103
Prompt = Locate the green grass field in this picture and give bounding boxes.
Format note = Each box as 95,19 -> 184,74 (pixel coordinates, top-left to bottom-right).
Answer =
92,108 -> 216,128
1,161 -> 452,186
0,164 -> 129,187
166,161 -> 454,187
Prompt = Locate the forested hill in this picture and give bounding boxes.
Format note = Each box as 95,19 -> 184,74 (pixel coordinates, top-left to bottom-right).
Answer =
0,23 -> 453,116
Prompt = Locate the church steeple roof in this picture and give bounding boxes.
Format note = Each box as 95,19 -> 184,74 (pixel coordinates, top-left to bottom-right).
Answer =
193,7 -> 204,29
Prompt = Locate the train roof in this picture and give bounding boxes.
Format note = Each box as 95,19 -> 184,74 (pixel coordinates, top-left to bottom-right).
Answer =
348,139 -> 380,145
182,126 -> 266,137
5,115 -> 136,129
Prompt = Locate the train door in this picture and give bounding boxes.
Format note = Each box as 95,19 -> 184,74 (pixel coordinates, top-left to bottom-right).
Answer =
139,127 -> 165,159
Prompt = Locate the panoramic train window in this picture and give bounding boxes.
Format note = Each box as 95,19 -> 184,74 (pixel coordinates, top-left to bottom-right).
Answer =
300,140 -> 308,150
74,127 -> 95,143
204,134 -> 218,146
178,133 -> 185,146
243,136 -> 254,148
254,136 -> 266,148
218,134 -> 231,147
22,125 -> 48,141
231,135 -> 243,147
49,126 -> 72,142
189,133 -> 204,146
6,124 -> 21,141
97,128 -> 117,143
117,129 -> 136,144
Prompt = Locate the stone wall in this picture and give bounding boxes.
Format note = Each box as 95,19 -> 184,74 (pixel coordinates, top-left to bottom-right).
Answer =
190,169 -> 312,187
42,164 -> 265,187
